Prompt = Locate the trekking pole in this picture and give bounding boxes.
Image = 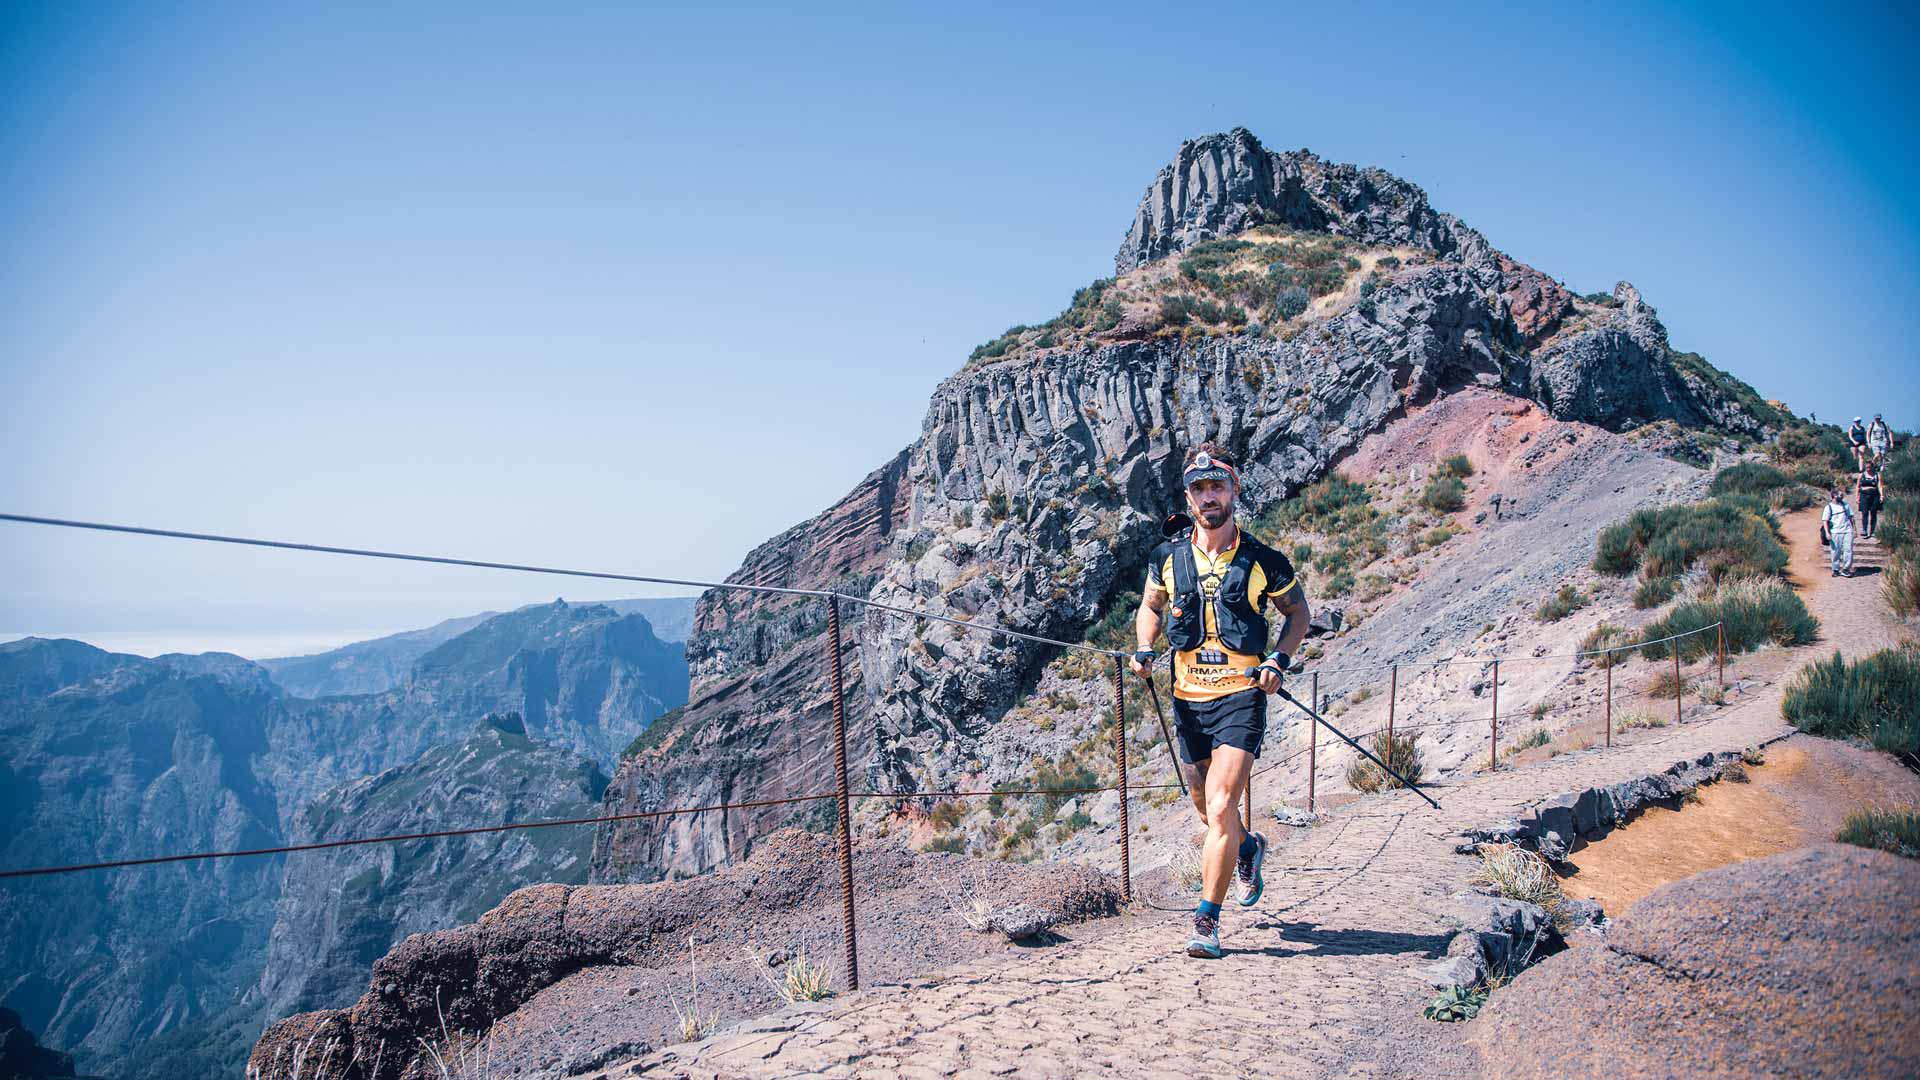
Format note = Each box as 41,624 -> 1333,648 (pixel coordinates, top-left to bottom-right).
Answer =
1262,677 -> 1442,810
1136,658 -> 1188,797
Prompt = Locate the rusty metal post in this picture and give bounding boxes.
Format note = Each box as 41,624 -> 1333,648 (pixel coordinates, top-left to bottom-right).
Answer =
1111,658 -> 1132,904
1604,658 -> 1613,748
1387,664 -> 1397,743
1490,660 -> 1500,770
1717,622 -> 1726,689
826,597 -> 860,991
1307,672 -> 1318,813
1673,648 -> 1684,727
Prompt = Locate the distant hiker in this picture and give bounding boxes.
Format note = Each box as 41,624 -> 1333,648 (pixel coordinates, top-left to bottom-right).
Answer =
1858,463 -> 1882,540
1848,417 -> 1869,469
1489,491 -> 1503,520
1130,444 -> 1311,959
1823,487 -> 1856,577
1867,414 -> 1893,463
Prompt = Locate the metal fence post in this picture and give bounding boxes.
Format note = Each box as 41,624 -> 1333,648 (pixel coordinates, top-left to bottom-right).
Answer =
1387,664 -> 1397,743
826,597 -> 859,991
1604,657 -> 1613,748
1489,660 -> 1500,770
1673,648 -> 1683,727
1307,672 -> 1318,813
1111,658 -> 1132,905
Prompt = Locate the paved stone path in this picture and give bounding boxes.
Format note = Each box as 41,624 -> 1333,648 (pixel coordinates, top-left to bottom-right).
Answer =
595,511 -> 1908,1080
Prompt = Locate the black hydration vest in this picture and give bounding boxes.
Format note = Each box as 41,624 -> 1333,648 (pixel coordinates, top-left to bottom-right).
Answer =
1164,530 -> 1271,657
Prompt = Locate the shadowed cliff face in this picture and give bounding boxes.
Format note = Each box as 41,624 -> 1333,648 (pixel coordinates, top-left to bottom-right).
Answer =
592,127 -> 1776,885
253,721 -> 608,1024
590,453 -> 908,882
1,603 -> 686,1080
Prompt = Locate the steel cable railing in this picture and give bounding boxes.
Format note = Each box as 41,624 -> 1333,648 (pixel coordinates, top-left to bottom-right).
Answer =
0,510 -> 1734,991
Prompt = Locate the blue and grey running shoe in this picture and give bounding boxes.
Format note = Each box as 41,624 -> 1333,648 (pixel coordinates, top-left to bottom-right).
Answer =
1186,913 -> 1223,959
1236,831 -> 1268,907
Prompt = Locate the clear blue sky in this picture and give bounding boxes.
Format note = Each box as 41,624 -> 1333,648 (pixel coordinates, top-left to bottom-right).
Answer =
3,1 -> 1915,656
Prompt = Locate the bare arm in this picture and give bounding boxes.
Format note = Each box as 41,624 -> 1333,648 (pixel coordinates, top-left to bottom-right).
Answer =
1271,581 -> 1310,663
1130,588 -> 1167,677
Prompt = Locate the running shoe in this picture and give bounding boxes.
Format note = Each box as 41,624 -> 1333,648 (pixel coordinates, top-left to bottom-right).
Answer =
1235,831 -> 1268,907
1187,913 -> 1223,959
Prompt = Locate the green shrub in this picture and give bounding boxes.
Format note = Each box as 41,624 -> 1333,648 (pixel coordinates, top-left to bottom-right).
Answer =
1885,554 -> 1920,619
1710,461 -> 1792,497
1509,728 -> 1551,752
1782,645 -> 1920,766
1595,524 -> 1639,575
1592,497 -> 1786,582
924,832 -> 967,854
1440,454 -> 1474,478
1633,575 -> 1679,609
1835,807 -> 1920,859
1272,286 -> 1310,321
1346,731 -> 1425,793
1641,578 -> 1817,661
1537,584 -> 1590,622
1422,474 -> 1467,513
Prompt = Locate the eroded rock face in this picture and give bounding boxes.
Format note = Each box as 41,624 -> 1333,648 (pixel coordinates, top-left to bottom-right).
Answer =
1116,127 -> 1469,273
591,128 -> 1779,885
591,454 -> 909,883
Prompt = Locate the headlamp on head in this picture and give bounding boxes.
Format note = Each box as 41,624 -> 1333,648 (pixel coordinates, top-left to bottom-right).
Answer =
1182,452 -> 1237,490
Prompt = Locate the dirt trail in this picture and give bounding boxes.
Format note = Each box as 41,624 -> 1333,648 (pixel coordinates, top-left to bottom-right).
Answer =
581,504 -> 1913,1080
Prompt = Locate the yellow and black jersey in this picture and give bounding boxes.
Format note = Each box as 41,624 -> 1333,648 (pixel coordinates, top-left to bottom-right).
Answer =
1144,529 -> 1297,701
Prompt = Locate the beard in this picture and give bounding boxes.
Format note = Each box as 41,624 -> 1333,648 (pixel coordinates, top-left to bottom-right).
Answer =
1194,502 -> 1232,529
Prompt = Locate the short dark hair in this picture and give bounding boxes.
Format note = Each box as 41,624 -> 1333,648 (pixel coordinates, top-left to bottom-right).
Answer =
1183,443 -> 1236,470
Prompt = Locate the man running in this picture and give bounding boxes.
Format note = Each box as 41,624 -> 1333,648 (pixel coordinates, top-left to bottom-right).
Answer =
1131,444 -> 1311,959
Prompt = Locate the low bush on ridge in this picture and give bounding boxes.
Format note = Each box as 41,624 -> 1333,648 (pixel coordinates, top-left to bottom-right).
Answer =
1640,577 -> 1817,661
1782,645 -> 1920,766
1593,496 -> 1787,584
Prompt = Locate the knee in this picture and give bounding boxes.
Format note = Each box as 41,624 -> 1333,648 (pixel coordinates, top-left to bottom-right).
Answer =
1204,791 -> 1242,832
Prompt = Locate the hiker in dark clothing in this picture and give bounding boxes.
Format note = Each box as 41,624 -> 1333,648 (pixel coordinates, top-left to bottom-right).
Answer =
1848,417 -> 1870,470
1858,463 -> 1883,540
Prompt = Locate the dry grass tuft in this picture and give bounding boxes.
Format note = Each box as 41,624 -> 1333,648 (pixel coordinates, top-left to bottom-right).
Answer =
1470,844 -> 1564,910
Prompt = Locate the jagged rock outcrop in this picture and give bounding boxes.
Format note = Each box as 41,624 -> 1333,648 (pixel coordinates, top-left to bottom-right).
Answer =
591,128 -> 1779,883
252,719 -> 608,1024
1116,127 -> 1470,272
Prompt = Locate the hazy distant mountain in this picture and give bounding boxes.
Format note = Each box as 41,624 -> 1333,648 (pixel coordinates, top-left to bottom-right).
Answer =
252,714 -> 607,1024
260,596 -> 697,698
1,600 -> 687,1079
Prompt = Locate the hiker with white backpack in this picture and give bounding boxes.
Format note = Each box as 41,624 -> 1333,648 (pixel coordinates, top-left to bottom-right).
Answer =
1822,485 -> 1857,577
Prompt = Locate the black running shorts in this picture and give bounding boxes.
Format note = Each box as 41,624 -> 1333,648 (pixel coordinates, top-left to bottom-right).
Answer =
1172,688 -> 1267,763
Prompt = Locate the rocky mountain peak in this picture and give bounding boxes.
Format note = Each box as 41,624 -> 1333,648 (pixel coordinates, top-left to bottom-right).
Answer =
1115,127 -> 1473,273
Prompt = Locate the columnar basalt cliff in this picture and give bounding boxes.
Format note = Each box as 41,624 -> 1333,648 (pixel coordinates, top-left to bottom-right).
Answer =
591,128 -> 1775,884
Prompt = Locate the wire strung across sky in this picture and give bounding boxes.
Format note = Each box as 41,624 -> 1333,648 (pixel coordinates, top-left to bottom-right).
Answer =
0,511 -> 1724,879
